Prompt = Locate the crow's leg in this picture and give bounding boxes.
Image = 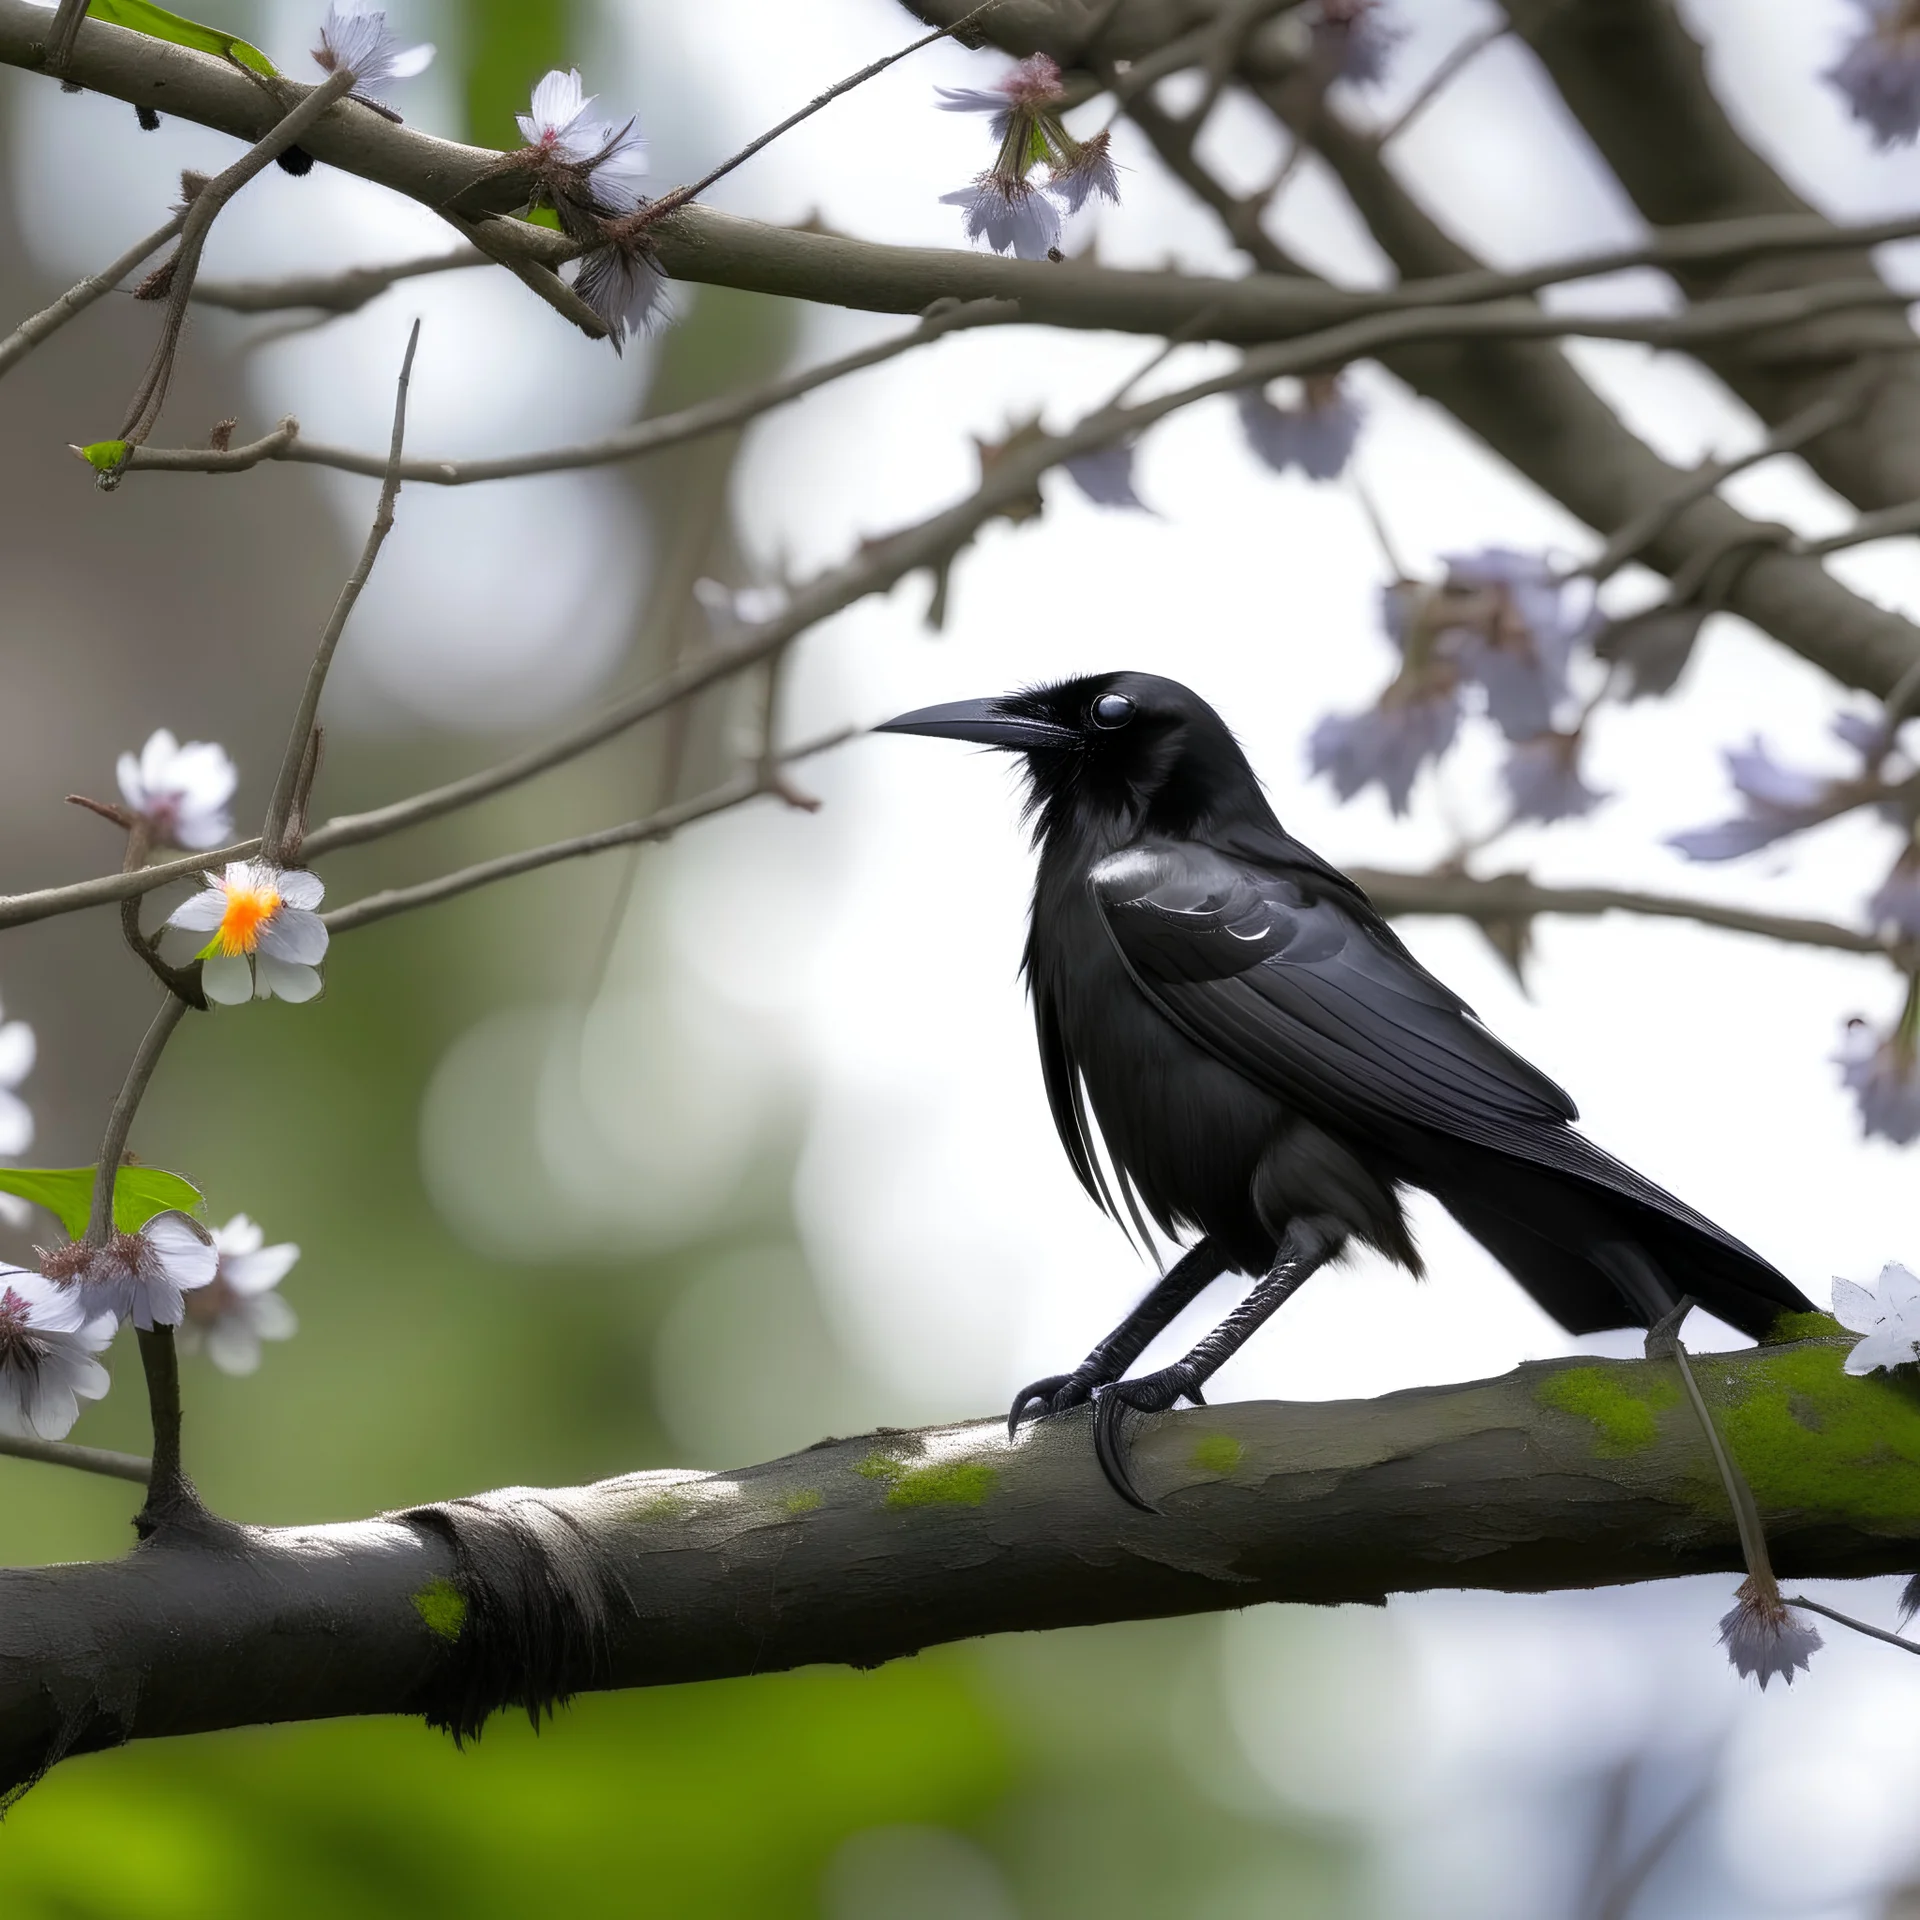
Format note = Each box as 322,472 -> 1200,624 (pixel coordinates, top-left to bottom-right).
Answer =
1092,1216 -> 1344,1510
1007,1238 -> 1229,1436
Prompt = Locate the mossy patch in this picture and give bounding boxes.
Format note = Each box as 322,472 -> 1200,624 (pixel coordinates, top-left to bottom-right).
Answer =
782,1488 -> 823,1514
1189,1433 -> 1243,1476
412,1577 -> 466,1643
1537,1364 -> 1678,1454
1764,1310 -> 1846,1345
856,1453 -> 996,1508
1711,1342 -> 1920,1527
627,1490 -> 693,1524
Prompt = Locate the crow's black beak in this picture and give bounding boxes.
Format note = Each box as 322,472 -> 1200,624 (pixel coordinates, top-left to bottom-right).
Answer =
874,697 -> 1077,752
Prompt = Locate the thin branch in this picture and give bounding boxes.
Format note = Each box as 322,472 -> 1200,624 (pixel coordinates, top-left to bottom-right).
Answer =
85,994 -> 188,1248
0,1433 -> 150,1485
1777,1594 -> 1920,1657
260,320 -> 418,861
193,247 -> 486,316
628,3 -> 1002,232
0,211 -> 186,381
1345,866 -> 1886,956
114,67 -> 358,451
116,297 -> 1014,484
1796,498 -> 1920,558
1579,371 -> 1879,583
436,207 -> 606,339
0,839 -> 261,934
321,728 -> 854,936
1371,20 -> 1507,147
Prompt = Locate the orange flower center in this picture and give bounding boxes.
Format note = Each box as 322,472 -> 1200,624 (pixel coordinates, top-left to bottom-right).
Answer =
216,881 -> 281,955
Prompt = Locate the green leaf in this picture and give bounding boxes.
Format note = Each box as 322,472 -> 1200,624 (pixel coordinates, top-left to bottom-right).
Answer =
86,0 -> 279,77
80,439 -> 128,474
0,1166 -> 203,1239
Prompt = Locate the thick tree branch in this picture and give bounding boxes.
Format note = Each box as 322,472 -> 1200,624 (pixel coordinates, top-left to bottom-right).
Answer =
1503,0 -> 1920,515
0,1335 -> 1906,1795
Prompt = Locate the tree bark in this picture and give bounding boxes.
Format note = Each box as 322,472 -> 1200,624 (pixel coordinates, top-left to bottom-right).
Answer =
1,1336 -> 1910,1799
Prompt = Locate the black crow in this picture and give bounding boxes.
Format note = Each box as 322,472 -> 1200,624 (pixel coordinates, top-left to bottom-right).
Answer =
878,671 -> 1812,1507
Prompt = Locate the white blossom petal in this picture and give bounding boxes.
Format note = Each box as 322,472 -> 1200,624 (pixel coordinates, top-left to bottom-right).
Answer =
143,1212 -> 218,1291
1831,1276 -> 1883,1334
201,955 -> 255,1005
205,1319 -> 263,1375
0,1090 -> 32,1159
167,885 -> 228,933
212,1214 -> 265,1259
276,870 -> 325,912
0,1020 -> 34,1089
255,957 -> 323,1003
223,1241 -> 300,1295
258,907 -> 329,966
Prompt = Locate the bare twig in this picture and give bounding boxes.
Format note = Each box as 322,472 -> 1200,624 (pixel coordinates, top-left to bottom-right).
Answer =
628,3 -> 1002,233
259,320 -> 419,861
116,297 -> 1013,483
194,247 -> 486,316
0,840 -> 261,934
113,67 -> 358,451
1347,866 -> 1885,956
1579,373 -> 1877,583
0,1433 -> 150,1485
1777,1594 -> 1920,1657
85,996 -> 189,1249
1371,20 -> 1507,147
322,728 -> 854,936
0,211 -> 186,381
436,208 -> 607,339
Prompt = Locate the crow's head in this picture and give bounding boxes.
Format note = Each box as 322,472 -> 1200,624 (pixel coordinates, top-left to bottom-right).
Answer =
876,672 -> 1266,841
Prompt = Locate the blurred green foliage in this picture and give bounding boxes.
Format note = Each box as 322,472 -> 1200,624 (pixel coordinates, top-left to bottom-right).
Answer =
463,0 -> 571,149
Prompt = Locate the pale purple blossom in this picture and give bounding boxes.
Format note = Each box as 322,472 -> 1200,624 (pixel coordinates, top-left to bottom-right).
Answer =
1309,678 -> 1462,816
935,53 -> 1067,136
1825,0 -> 1920,147
1502,732 -> 1608,824
311,2 -> 433,97
940,176 -> 1061,260
518,68 -> 605,161
39,1211 -> 217,1332
1049,132 -> 1119,214
1063,440 -> 1150,511
936,52 -> 1117,254
1308,0 -> 1402,85
1832,1261 -> 1920,1374
166,861 -> 328,1005
1719,1581 -> 1823,1689
116,728 -> 237,851
1236,381 -> 1362,481
1434,548 -> 1591,742
570,244 -> 668,348
1668,735 -> 1857,862
0,1272 -> 114,1441
180,1215 -> 299,1376
1836,992 -> 1920,1144
1869,843 -> 1920,941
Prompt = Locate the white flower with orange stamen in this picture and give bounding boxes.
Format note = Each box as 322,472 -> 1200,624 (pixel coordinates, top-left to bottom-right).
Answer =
167,860 -> 329,1005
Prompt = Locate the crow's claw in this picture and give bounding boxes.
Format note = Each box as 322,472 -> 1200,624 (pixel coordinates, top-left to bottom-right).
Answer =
1089,1366 -> 1202,1510
1007,1370 -> 1100,1436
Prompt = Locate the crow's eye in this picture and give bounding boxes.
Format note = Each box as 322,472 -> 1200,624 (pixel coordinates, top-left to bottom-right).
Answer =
1091,693 -> 1135,730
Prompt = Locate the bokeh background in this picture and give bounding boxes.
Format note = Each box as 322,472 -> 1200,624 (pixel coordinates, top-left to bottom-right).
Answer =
1,0 -> 1918,1913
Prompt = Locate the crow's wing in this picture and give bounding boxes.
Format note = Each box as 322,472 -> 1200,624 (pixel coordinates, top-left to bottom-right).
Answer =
1089,838 -> 1581,1154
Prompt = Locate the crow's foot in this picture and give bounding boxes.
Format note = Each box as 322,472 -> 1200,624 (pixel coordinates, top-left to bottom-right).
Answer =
1007,1369 -> 1099,1437
1090,1365 -> 1205,1510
